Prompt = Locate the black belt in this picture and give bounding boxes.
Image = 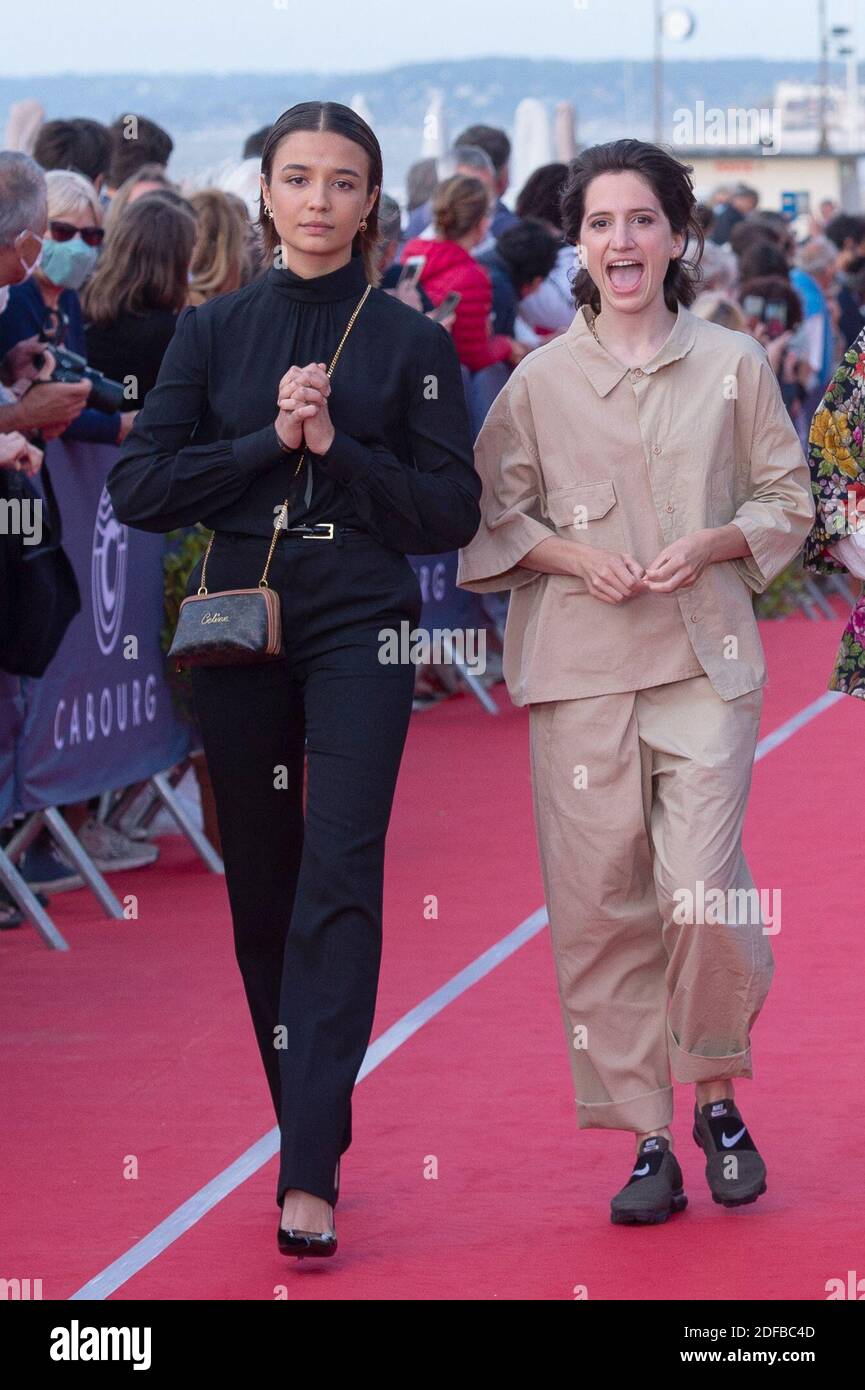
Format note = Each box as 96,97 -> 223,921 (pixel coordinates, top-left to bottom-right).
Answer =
280,522 -> 368,541
219,523 -> 369,543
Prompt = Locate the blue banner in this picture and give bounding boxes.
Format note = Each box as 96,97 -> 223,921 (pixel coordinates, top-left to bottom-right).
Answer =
8,439 -> 189,816
0,671 -> 24,824
0,437 -> 485,823
407,549 -> 487,631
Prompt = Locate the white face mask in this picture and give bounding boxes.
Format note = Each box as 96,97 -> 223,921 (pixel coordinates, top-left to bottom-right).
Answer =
17,237 -> 44,281
0,236 -> 41,315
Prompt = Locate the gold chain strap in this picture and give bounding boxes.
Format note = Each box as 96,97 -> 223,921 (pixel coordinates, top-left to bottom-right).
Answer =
198,281 -> 372,594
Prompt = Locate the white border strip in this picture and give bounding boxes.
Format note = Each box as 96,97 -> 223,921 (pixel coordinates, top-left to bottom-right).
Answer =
70,910 -> 548,1300
753,690 -> 843,761
69,689 -> 846,1300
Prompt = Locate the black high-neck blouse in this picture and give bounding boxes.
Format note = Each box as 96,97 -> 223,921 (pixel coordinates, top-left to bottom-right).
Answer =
106,248 -> 481,553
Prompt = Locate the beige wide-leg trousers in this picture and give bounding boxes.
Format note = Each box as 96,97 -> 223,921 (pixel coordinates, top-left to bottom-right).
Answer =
528,674 -> 774,1134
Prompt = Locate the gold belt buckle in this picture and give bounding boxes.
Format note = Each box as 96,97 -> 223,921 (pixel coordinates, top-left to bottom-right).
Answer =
303,522 -> 334,540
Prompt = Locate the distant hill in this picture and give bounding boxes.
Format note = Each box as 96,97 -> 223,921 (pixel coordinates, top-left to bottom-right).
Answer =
0,56 -> 837,190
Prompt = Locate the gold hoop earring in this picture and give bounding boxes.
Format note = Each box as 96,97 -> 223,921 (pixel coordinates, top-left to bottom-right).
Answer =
358,219 -> 367,232
264,206 -> 272,219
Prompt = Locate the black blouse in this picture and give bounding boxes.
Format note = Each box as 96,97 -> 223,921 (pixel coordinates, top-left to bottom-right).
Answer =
105,248 -> 482,554
85,307 -> 180,407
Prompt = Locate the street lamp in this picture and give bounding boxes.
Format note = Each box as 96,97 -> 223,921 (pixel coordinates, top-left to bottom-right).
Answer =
818,0 -> 829,153
832,23 -> 859,152
654,5 -> 696,143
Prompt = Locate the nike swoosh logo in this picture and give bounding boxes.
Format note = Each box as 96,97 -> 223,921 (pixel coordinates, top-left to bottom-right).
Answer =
721,1126 -> 747,1148
632,1162 -> 651,1176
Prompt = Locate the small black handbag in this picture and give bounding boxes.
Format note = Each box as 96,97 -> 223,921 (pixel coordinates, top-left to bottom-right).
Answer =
168,282 -> 370,672
0,453 -> 81,678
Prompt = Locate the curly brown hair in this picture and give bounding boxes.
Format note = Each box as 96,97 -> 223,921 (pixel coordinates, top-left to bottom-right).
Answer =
560,138 -> 705,312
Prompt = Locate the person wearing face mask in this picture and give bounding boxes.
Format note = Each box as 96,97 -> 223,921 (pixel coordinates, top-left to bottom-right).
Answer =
0,169 -> 137,448
0,257 -> 45,473
0,157 -> 150,907
0,154 -> 55,928
0,222 -> 46,423
0,152 -> 92,451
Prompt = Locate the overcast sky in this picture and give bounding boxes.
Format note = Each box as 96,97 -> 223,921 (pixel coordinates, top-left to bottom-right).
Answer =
1,0 -> 859,75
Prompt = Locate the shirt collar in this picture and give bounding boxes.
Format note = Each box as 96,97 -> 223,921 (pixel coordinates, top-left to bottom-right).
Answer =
565,299 -> 699,397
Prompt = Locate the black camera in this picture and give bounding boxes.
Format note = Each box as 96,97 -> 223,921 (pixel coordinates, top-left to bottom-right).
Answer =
31,342 -> 126,414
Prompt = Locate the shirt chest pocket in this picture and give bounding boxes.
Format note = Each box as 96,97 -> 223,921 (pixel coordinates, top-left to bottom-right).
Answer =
543,479 -> 628,552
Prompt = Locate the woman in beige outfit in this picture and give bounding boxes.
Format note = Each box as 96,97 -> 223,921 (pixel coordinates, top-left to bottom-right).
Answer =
457,140 -> 814,1224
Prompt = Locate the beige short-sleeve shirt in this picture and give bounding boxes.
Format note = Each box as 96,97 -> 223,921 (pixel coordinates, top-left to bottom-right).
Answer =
457,302 -> 815,704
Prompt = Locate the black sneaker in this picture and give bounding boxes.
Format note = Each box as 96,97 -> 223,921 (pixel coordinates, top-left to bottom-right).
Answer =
610,1135 -> 688,1225
692,1098 -> 767,1207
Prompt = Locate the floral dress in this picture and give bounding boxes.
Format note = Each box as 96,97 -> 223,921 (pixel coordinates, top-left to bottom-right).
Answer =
803,330 -> 865,700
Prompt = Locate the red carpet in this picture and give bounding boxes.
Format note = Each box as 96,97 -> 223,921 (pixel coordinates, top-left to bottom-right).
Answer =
1,614 -> 862,1300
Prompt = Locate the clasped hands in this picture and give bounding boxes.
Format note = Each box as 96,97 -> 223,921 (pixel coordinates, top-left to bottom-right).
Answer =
574,530 -> 718,605
274,362 -> 335,457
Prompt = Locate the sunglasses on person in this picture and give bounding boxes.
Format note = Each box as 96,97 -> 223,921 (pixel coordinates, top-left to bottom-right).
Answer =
48,220 -> 105,247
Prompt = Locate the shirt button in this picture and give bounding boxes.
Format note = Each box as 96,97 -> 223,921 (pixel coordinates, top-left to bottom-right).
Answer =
665,502 -> 674,512
633,368 -> 644,378
690,613 -> 699,622
652,445 -> 661,455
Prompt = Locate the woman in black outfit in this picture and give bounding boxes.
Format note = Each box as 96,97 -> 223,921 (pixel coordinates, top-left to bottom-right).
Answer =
106,102 -> 480,1258
84,192 -> 198,407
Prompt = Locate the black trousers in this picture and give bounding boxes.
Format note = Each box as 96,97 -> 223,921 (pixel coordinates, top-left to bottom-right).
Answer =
185,527 -> 422,1209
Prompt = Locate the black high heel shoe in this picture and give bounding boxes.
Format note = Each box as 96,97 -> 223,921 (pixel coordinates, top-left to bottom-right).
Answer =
277,1159 -> 340,1259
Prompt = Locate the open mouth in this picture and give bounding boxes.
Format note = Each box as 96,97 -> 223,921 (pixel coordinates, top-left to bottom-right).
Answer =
605,258 -> 644,293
